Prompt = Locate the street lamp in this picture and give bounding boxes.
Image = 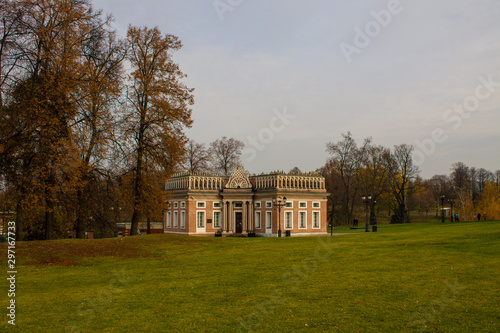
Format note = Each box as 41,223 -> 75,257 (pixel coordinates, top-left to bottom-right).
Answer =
272,196 -> 287,237
440,195 -> 445,223
448,198 -> 455,222
362,195 -> 372,233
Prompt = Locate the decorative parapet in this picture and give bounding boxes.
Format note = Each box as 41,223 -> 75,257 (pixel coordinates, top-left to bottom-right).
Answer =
253,174 -> 325,190
166,174 -> 226,191
166,168 -> 325,191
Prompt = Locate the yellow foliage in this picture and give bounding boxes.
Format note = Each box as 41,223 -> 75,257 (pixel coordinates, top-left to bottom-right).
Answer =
477,183 -> 500,220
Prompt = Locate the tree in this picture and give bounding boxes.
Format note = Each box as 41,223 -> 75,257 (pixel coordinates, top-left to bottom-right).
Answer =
124,25 -> 194,236
1,0 -> 103,239
427,174 -> 452,216
0,0 -> 24,107
325,131 -> 371,225
358,144 -> 390,224
476,182 -> 500,220
209,136 -> 244,176
71,17 -> 125,238
384,144 -> 419,223
182,140 -> 211,174
450,162 -> 470,190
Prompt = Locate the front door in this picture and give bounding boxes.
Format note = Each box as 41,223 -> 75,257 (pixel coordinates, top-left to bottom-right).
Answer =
235,212 -> 243,233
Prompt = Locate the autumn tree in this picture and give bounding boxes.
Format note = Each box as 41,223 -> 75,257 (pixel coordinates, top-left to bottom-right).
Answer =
0,0 -> 105,239
209,136 -> 244,176
476,182 -> 500,220
124,25 -> 194,236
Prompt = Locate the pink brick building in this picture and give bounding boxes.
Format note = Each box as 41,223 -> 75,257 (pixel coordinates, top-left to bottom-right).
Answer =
164,166 -> 329,236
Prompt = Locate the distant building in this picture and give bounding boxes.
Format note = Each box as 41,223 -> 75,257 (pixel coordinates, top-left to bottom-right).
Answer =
115,222 -> 164,237
164,165 -> 329,236
68,230 -> 94,239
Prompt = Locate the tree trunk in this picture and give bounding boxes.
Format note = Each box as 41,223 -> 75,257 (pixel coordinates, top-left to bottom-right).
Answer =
75,189 -> 86,239
45,197 -> 54,240
147,216 -> 151,234
15,196 -> 24,241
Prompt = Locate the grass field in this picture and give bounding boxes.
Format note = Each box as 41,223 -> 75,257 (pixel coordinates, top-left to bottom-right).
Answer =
1,221 -> 499,332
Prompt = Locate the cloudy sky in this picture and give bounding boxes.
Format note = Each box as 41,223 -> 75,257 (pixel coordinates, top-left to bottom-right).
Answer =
93,0 -> 500,178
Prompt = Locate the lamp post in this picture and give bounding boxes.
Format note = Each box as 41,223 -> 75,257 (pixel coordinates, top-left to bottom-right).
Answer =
273,196 -> 287,237
448,198 -> 455,222
362,196 -> 372,233
440,195 -> 445,223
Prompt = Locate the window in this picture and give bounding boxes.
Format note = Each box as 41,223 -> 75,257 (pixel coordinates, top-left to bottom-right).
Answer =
299,202 -> 307,208
299,212 -> 306,228
213,202 -> 222,208
313,212 -> 320,228
197,201 -> 206,208
166,212 -> 171,228
197,212 -> 205,228
255,202 -> 261,208
174,202 -> 178,208
266,211 -> 272,229
255,211 -> 261,229
181,201 -> 186,208
180,211 -> 186,229
234,202 -> 243,208
173,211 -> 178,228
313,202 -> 320,208
285,211 -> 293,229
213,211 -> 221,228
266,201 -> 272,208
285,201 -> 293,208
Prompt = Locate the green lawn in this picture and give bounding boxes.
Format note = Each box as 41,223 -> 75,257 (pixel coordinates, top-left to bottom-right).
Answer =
1,222 -> 499,332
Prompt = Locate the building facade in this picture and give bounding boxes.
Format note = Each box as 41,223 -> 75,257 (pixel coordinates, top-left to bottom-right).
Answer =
164,166 -> 329,236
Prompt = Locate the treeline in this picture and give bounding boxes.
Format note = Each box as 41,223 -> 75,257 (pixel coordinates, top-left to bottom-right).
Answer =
0,0 -> 194,240
319,132 -> 500,225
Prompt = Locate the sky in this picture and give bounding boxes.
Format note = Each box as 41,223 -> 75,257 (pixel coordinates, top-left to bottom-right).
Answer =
92,0 -> 500,179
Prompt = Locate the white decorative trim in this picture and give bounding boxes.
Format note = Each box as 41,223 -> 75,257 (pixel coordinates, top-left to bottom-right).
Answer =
196,210 -> 206,233
226,165 -> 252,189
312,211 -> 321,229
284,211 -> 293,229
299,211 -> 307,229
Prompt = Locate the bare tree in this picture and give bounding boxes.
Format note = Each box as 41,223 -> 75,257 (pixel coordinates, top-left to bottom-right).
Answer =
450,162 -> 470,190
358,144 -> 390,224
325,131 -> 371,225
477,168 -> 493,193
0,0 -> 24,107
182,140 -> 211,174
209,136 -> 244,175
384,144 -> 420,223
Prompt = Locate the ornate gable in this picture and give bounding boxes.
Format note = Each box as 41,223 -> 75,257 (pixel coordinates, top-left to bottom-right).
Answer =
226,165 -> 252,189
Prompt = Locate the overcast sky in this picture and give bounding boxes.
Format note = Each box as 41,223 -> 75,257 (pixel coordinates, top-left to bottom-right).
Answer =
93,0 -> 500,178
